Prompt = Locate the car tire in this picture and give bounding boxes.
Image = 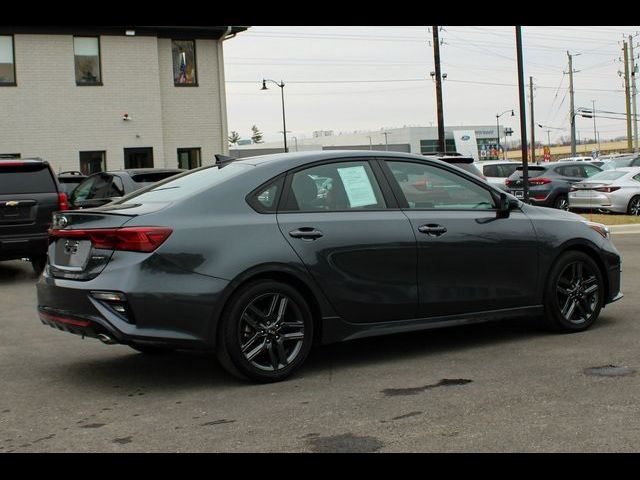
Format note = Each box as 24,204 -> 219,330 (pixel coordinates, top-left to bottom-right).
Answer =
554,195 -> 569,210
543,251 -> 604,332
129,344 -> 175,354
627,195 -> 640,216
216,280 -> 314,383
30,255 -> 47,275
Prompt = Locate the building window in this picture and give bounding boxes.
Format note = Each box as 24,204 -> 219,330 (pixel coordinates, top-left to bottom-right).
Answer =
177,148 -> 201,169
172,40 -> 197,86
74,37 -> 101,85
0,153 -> 20,158
79,151 -> 106,175
0,35 -> 16,86
420,139 -> 456,155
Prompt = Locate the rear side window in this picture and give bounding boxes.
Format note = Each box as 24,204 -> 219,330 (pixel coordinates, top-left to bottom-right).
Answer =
283,161 -> 386,212
482,165 -> 500,177
0,164 -> 56,194
499,164 -> 519,177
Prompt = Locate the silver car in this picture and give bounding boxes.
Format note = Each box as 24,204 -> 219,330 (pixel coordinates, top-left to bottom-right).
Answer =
477,160 -> 521,190
568,167 -> 640,214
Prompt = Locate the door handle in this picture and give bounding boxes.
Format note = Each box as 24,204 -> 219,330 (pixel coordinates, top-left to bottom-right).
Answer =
418,224 -> 447,236
289,227 -> 324,240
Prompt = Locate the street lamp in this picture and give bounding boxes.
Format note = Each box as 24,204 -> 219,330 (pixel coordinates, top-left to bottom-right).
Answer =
261,79 -> 288,153
366,136 -> 372,150
496,109 -> 514,160
382,132 -> 391,151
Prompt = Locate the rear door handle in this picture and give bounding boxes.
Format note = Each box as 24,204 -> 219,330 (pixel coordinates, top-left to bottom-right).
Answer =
418,224 -> 447,236
289,227 -> 324,240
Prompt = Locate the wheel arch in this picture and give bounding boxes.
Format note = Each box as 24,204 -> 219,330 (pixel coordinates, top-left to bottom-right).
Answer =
208,264 -> 331,348
546,242 -> 609,302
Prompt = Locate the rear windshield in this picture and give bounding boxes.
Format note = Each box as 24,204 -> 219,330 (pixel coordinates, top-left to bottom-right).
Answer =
603,157 -> 634,169
515,167 -> 546,178
131,172 -> 183,187
118,164 -> 250,204
0,165 -> 56,194
588,170 -> 628,181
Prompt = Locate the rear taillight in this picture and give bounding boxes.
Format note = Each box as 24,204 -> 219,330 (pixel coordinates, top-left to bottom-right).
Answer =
569,187 -> 577,192
58,192 -> 69,211
0,161 -> 25,166
594,186 -> 621,193
49,227 -> 172,253
505,179 -> 514,187
532,194 -> 548,200
529,177 -> 552,186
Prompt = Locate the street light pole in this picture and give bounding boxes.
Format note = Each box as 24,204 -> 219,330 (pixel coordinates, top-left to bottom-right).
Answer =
261,79 -> 288,153
382,132 -> 390,151
496,109 -> 514,160
366,136 -> 372,150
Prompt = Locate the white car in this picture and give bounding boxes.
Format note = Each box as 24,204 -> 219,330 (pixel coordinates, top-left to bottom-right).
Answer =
476,160 -> 521,190
569,167 -> 640,214
557,156 -> 594,162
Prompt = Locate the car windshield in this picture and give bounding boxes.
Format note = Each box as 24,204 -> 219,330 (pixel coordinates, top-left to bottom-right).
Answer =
116,163 -> 250,204
587,170 -> 628,181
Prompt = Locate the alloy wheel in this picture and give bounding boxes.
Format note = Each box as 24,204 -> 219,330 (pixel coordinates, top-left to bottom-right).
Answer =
238,293 -> 305,372
556,197 -> 569,210
555,261 -> 599,325
629,197 -> 640,216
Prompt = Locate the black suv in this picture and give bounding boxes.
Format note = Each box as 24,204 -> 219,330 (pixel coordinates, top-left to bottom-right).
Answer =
0,158 -> 68,273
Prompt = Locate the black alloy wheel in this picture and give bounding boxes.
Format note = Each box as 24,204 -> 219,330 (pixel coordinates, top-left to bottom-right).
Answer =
544,251 -> 603,332
217,280 -> 313,383
627,196 -> 640,216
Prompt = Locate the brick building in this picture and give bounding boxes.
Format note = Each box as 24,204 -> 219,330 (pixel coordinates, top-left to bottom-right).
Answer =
0,26 -> 247,173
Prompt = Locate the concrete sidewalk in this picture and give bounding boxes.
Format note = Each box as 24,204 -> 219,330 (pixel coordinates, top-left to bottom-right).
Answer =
609,224 -> 640,234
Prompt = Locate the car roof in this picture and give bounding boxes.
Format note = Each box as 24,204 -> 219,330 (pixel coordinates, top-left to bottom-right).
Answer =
234,150 -> 438,167
91,168 -> 185,176
477,160 -> 520,165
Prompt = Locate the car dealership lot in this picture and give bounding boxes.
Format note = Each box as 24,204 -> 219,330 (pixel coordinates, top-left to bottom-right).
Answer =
1,233 -> 639,452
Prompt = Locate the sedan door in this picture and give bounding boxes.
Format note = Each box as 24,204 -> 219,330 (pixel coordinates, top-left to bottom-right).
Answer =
276,159 -> 418,323
381,159 -> 539,318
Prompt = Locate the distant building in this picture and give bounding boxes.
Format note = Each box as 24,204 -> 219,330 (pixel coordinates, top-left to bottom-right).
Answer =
0,26 -> 247,173
231,125 -> 504,159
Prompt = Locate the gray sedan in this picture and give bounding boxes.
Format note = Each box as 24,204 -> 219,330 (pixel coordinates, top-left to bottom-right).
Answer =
569,167 -> 640,215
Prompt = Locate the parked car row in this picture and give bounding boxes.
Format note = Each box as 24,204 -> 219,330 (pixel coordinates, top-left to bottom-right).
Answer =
569,167 -> 640,215
0,158 -> 184,273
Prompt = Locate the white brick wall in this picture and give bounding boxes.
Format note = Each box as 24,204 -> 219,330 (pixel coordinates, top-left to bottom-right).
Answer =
0,33 -> 227,172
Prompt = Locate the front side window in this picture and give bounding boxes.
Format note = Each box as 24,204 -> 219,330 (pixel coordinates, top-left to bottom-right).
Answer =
582,165 -> 601,178
172,40 -> 197,86
177,148 -> 201,169
79,151 -> 106,175
387,160 -> 495,210
0,35 -> 16,85
284,161 -> 386,212
73,37 -> 101,85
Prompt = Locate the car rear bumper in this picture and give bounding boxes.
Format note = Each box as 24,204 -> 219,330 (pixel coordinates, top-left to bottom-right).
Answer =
568,194 -> 626,213
0,233 -> 48,260
36,256 -> 230,349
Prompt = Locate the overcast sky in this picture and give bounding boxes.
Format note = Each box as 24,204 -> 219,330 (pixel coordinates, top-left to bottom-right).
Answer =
223,26 -> 639,145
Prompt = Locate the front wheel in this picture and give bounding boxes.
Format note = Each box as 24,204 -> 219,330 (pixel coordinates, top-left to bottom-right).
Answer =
30,255 -> 47,275
216,280 -> 314,383
544,251 -> 604,332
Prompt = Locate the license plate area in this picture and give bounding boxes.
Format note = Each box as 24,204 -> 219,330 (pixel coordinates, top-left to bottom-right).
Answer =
513,190 -> 524,199
49,238 -> 92,271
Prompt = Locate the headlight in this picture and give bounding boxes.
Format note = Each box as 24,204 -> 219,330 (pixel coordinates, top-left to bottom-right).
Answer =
586,221 -> 610,239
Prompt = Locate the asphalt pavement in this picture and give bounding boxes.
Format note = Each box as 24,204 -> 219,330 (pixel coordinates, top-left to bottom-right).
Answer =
1,233 -> 639,452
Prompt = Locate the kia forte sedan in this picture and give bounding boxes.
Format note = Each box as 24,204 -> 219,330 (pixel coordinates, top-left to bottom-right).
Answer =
37,151 -> 623,383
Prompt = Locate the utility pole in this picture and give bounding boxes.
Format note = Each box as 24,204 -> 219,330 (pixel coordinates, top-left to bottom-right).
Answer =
592,100 -> 599,152
529,76 -> 536,163
432,26 -> 446,153
630,35 -> 638,152
624,40 -> 633,151
567,51 -> 577,156
516,27 -> 529,203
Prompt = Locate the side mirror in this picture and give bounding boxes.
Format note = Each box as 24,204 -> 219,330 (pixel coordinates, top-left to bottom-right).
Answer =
497,192 -> 518,218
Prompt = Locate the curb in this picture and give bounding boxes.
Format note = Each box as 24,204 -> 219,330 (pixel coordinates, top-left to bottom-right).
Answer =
608,224 -> 640,234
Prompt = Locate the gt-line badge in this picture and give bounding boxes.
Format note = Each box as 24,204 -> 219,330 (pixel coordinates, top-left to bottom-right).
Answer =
53,214 -> 69,229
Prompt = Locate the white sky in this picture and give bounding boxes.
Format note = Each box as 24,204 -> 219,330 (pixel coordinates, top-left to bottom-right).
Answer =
223,26 -> 639,145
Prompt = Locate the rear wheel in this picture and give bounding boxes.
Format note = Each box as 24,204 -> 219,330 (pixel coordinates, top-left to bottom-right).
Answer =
554,195 -> 569,210
544,251 -> 603,332
30,255 -> 47,275
216,280 -> 313,383
627,195 -> 640,215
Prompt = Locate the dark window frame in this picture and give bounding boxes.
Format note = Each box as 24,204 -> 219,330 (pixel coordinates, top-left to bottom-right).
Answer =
171,39 -> 198,87
278,158 -> 396,214
177,147 -> 202,170
0,34 -> 16,87
79,150 -> 107,175
246,175 -> 286,214
73,36 -> 103,86
0,153 -> 20,158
